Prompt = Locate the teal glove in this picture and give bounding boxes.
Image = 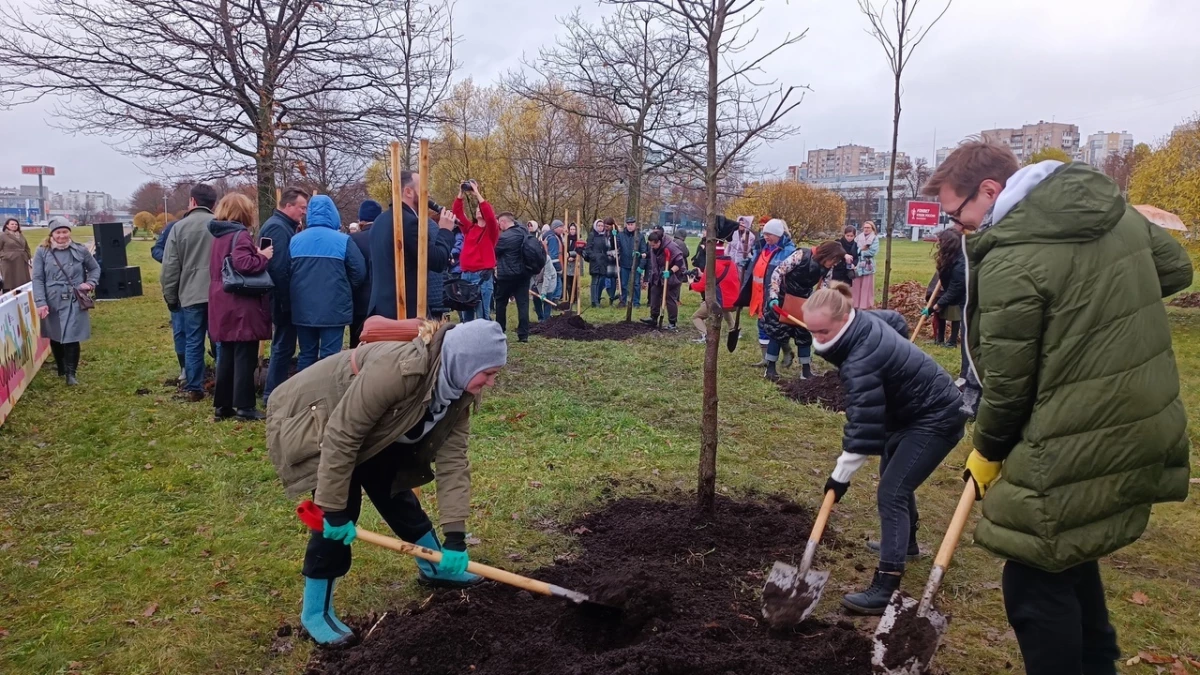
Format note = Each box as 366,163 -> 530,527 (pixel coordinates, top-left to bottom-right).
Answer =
637,267 -> 645,275
439,548 -> 469,576
920,308 -> 932,317
768,298 -> 780,310
323,517 -> 356,546
662,270 -> 670,280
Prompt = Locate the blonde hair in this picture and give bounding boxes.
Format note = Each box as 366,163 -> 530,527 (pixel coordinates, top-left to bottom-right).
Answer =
806,282 -> 854,320
214,193 -> 257,228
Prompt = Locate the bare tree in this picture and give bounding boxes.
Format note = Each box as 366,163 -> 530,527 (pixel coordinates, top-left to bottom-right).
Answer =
846,185 -> 882,226
0,0 -> 455,223
613,0 -> 806,512
512,4 -> 698,221
858,0 -> 951,308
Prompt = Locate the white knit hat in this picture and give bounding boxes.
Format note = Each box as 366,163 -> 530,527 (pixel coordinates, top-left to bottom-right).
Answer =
762,218 -> 787,238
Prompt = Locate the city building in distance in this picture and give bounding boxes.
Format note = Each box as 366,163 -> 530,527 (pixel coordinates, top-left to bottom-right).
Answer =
805,144 -> 909,179
1081,131 -> 1134,167
980,121 -> 1080,162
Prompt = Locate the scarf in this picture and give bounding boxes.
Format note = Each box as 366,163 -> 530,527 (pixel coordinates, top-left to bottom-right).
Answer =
854,232 -> 875,251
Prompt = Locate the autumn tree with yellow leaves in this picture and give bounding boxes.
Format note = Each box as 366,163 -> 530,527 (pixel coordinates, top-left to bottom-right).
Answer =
726,180 -> 846,242
1130,117 -> 1200,237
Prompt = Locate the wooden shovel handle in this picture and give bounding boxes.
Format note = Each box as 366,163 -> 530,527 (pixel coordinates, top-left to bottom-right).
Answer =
809,489 -> 837,544
933,479 -> 977,568
910,281 -> 942,343
355,527 -> 555,598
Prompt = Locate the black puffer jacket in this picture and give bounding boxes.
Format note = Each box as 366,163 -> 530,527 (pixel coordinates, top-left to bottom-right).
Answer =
583,228 -> 615,277
818,310 -> 964,456
935,254 -> 966,311
764,248 -> 824,345
495,225 -> 531,281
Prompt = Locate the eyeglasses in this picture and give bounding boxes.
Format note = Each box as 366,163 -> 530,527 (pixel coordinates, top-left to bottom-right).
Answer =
945,185 -> 979,228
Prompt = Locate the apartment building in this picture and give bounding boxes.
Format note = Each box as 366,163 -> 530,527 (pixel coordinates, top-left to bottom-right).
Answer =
1081,131 -> 1134,167
980,121 -> 1080,162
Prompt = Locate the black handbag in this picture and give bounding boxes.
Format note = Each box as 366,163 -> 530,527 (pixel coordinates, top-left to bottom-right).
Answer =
443,273 -> 481,311
221,230 -> 274,296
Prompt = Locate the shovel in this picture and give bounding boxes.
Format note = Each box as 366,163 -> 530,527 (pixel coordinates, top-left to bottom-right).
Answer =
762,489 -> 836,628
529,289 -> 571,311
872,480 -> 976,674
297,500 -> 620,611
772,304 -> 808,329
910,281 -> 942,344
727,308 -> 743,352
656,273 -> 670,328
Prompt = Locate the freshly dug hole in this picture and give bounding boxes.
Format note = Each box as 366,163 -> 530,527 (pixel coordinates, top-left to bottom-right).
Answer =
530,314 -> 659,341
306,495 -> 872,675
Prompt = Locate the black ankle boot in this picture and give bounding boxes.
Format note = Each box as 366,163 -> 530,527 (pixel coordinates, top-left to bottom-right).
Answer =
64,343 -> 80,386
51,341 -> 66,377
801,362 -> 813,379
764,361 -> 779,382
842,570 -> 902,615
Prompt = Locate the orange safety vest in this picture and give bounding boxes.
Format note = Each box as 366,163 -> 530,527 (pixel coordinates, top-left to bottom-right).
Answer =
749,247 -> 773,318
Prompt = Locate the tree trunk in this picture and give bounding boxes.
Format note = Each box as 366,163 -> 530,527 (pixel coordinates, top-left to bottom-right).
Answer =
697,10 -> 722,514
256,107 -> 278,226
626,133 -> 644,221
880,28 -> 905,310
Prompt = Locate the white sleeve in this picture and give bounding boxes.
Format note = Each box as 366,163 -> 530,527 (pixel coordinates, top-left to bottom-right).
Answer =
830,451 -> 869,484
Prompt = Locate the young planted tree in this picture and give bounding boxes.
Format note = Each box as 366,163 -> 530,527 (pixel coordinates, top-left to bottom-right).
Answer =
0,0 -> 455,223
614,0 -> 806,512
858,0 -> 951,308
512,3 -> 698,220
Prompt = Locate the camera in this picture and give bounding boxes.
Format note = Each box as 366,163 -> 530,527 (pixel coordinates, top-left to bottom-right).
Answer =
461,180 -> 475,192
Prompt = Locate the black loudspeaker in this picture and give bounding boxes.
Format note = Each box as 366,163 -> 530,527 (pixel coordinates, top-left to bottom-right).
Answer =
96,266 -> 142,299
93,221 -> 128,269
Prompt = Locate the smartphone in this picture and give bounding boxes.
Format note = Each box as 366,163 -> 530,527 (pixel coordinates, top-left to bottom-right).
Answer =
260,237 -> 273,249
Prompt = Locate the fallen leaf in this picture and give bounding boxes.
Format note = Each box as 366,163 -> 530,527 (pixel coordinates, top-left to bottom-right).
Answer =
1169,660 -> 1188,675
82,529 -> 99,536
510,513 -> 520,521
572,526 -> 592,535
1139,652 -> 1175,665
1190,478 -> 1200,485
142,602 -> 158,618
27,559 -> 38,569
161,538 -> 171,546
68,662 -> 83,670
212,580 -> 228,588
1185,657 -> 1200,669
506,553 -> 523,561
143,463 -> 153,470
651,468 -> 660,476
269,589 -> 281,598
1130,591 -> 1149,606
124,619 -> 138,626
199,550 -> 211,558
189,606 -> 202,615
0,627 -> 9,638
464,535 -> 482,546
528,481 -> 543,488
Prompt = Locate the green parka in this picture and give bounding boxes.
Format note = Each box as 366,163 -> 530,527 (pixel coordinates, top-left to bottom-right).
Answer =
965,162 -> 1193,572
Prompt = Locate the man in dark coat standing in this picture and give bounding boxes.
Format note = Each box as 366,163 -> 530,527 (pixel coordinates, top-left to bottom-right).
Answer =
370,171 -> 455,320
641,230 -> 687,330
492,212 -> 536,343
260,186 -> 310,405
349,200 -> 380,346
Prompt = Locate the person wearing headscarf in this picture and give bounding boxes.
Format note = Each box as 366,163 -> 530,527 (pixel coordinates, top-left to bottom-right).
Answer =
851,221 -> 880,308
31,217 -> 100,385
267,319 -> 508,646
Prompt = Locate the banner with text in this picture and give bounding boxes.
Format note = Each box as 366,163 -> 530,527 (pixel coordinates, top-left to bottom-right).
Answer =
906,200 -> 942,228
1,283 -> 50,427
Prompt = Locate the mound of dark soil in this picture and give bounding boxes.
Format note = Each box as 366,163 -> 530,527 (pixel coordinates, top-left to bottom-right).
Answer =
779,371 -> 846,412
1169,292 -> 1200,308
530,314 -> 659,341
306,496 -> 872,675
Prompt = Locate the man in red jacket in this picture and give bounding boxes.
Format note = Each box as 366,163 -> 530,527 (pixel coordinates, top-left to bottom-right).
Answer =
688,241 -> 740,344
451,180 -> 499,322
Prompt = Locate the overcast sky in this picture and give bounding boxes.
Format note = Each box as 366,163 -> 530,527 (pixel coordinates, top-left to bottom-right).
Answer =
2,0 -> 1198,203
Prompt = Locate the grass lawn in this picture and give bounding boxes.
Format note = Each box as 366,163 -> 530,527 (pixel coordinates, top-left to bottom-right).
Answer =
1,236 -> 1197,674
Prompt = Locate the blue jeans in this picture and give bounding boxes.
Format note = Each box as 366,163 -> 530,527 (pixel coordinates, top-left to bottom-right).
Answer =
619,267 -> 642,306
876,426 -> 963,572
296,326 -> 345,372
459,270 -> 493,322
179,304 -> 209,393
264,315 -> 297,405
170,308 -> 186,365
604,276 -> 617,300
535,273 -> 563,321
766,340 -> 810,363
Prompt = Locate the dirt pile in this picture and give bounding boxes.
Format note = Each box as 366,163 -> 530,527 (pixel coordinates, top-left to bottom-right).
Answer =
306,496 -> 872,675
887,281 -> 928,338
531,314 -> 659,341
1169,292 -> 1200,308
874,594 -> 941,672
779,371 -> 846,412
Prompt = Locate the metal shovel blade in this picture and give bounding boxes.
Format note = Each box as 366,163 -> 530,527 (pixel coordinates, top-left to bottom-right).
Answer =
761,561 -> 829,629
871,592 -> 949,675
726,326 -> 740,352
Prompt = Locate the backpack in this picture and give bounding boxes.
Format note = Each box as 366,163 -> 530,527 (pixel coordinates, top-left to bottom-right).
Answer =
521,233 -> 546,277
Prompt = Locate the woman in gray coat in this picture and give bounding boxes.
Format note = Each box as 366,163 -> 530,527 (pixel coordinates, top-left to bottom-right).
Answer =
32,217 -> 101,385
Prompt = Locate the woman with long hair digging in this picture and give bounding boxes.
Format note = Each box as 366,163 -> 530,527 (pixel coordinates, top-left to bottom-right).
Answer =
802,283 -> 965,614
267,319 -> 508,646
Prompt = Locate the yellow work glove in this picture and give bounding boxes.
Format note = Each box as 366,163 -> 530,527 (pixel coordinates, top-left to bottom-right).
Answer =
963,450 -> 1002,500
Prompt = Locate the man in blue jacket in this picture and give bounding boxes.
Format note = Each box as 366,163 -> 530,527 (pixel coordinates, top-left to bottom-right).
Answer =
260,187 -> 310,403
289,195 -> 367,371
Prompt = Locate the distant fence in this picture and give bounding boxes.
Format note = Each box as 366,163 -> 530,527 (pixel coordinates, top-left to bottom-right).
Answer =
0,283 -> 50,427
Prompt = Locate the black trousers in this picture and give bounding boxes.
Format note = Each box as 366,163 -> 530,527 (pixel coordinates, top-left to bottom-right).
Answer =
493,276 -> 530,340
1003,559 -> 1119,675
213,340 -> 258,412
349,316 -> 366,348
302,444 -> 433,579
647,282 -> 681,324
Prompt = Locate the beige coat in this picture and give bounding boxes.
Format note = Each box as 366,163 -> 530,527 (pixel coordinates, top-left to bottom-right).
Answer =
0,230 -> 32,291
265,325 -> 472,532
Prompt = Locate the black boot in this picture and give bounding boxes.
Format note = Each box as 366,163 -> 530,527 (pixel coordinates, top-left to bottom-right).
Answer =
801,362 -> 813,379
64,343 -> 80,386
781,344 -> 795,368
764,360 -> 779,382
842,570 -> 902,615
51,341 -> 66,377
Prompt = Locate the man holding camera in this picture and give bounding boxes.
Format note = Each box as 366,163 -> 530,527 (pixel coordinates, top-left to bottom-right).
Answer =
450,180 -> 499,322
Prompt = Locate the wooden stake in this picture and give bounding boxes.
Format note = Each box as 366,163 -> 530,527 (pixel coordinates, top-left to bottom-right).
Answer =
389,141 -> 407,319
417,139 -> 430,318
